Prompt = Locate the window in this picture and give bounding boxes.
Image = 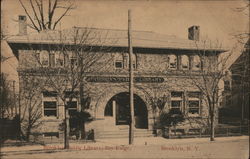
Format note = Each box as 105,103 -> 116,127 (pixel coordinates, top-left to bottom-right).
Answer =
67,101 -> 77,116
40,50 -> 49,66
187,92 -> 201,116
69,51 -> 77,66
55,51 -> 64,67
224,81 -> 231,91
170,91 -> 183,113
43,132 -> 59,138
43,91 -> 57,97
192,55 -> 201,70
44,101 -> 57,117
181,55 -> 189,70
168,55 -> 177,69
43,91 -> 57,117
115,60 -> 123,69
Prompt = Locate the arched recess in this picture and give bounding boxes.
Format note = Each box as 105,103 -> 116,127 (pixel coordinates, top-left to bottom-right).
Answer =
104,92 -> 148,129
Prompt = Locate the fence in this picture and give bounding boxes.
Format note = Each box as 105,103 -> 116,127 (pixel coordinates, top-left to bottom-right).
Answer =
162,125 -> 249,139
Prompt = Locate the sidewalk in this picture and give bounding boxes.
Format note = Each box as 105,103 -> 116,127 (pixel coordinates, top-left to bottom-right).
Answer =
1,135 -> 248,153
97,135 -> 249,146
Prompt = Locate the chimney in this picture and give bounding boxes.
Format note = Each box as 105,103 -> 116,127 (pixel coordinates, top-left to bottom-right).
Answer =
188,26 -> 200,41
18,15 -> 27,35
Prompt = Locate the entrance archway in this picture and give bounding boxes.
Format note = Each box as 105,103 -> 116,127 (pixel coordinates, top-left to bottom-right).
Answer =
104,92 -> 148,129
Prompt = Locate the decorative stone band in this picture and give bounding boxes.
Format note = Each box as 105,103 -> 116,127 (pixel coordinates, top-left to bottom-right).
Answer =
85,76 -> 164,83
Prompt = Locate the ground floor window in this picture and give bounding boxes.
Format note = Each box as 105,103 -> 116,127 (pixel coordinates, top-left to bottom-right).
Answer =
67,101 -> 78,116
187,92 -> 201,116
43,101 -> 57,117
43,132 -> 59,138
170,91 -> 183,113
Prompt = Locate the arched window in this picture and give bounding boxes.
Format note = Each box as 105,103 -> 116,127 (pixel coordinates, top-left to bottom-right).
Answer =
168,54 -> 177,69
40,50 -> 49,66
181,55 -> 189,70
193,55 -> 201,70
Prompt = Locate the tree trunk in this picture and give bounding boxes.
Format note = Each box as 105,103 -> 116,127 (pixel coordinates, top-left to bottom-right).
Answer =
64,109 -> 69,149
81,121 -> 85,140
26,127 -> 31,142
210,114 -> 215,141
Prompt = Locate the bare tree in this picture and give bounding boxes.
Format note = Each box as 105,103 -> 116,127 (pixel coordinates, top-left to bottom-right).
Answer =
18,0 -> 75,32
183,39 -> 233,141
19,73 -> 45,141
22,27 -> 115,148
0,73 -> 15,118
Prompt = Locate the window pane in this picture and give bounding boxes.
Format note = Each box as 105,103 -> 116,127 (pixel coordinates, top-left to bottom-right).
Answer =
44,101 -> 57,108
44,110 -> 57,116
69,109 -> 77,116
44,132 -> 59,138
115,61 -> 123,68
171,92 -> 183,98
171,101 -> 181,108
67,101 -> 77,109
188,101 -> 199,108
188,92 -> 200,98
43,91 -> 57,97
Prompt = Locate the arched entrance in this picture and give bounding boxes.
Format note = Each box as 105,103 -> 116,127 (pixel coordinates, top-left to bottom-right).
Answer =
104,92 -> 148,129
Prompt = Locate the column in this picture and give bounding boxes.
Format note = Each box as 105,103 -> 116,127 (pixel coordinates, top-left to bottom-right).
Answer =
112,100 -> 116,124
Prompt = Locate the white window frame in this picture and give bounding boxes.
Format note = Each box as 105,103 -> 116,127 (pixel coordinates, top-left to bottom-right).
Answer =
187,92 -> 201,116
170,91 -> 183,113
42,92 -> 58,118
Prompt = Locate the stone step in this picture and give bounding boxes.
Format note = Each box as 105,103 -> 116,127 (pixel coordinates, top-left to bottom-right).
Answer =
96,129 -> 153,139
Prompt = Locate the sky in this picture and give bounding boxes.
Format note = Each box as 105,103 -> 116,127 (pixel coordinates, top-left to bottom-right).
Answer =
1,0 -> 249,86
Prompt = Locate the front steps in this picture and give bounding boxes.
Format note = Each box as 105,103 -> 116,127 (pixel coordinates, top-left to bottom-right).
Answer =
96,128 -> 154,139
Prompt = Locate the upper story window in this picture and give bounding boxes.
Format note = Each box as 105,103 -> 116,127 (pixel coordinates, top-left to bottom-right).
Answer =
168,55 -> 177,70
181,55 -> 189,70
40,50 -> 49,67
55,51 -> 64,67
69,51 -> 78,66
192,55 -> 201,70
170,91 -> 183,113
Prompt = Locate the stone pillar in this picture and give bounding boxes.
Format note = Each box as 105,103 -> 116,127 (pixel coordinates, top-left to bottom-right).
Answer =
112,100 -> 116,124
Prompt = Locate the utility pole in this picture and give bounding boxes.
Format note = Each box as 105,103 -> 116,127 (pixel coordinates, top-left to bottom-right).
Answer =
128,9 -> 135,145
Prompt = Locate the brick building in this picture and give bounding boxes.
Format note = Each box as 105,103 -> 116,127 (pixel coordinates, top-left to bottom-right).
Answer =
6,16 -> 226,140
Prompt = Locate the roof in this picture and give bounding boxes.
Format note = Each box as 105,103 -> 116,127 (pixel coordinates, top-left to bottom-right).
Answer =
7,27 -> 227,52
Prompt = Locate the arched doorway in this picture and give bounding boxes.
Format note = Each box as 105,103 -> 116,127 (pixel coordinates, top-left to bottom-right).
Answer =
104,92 -> 148,129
